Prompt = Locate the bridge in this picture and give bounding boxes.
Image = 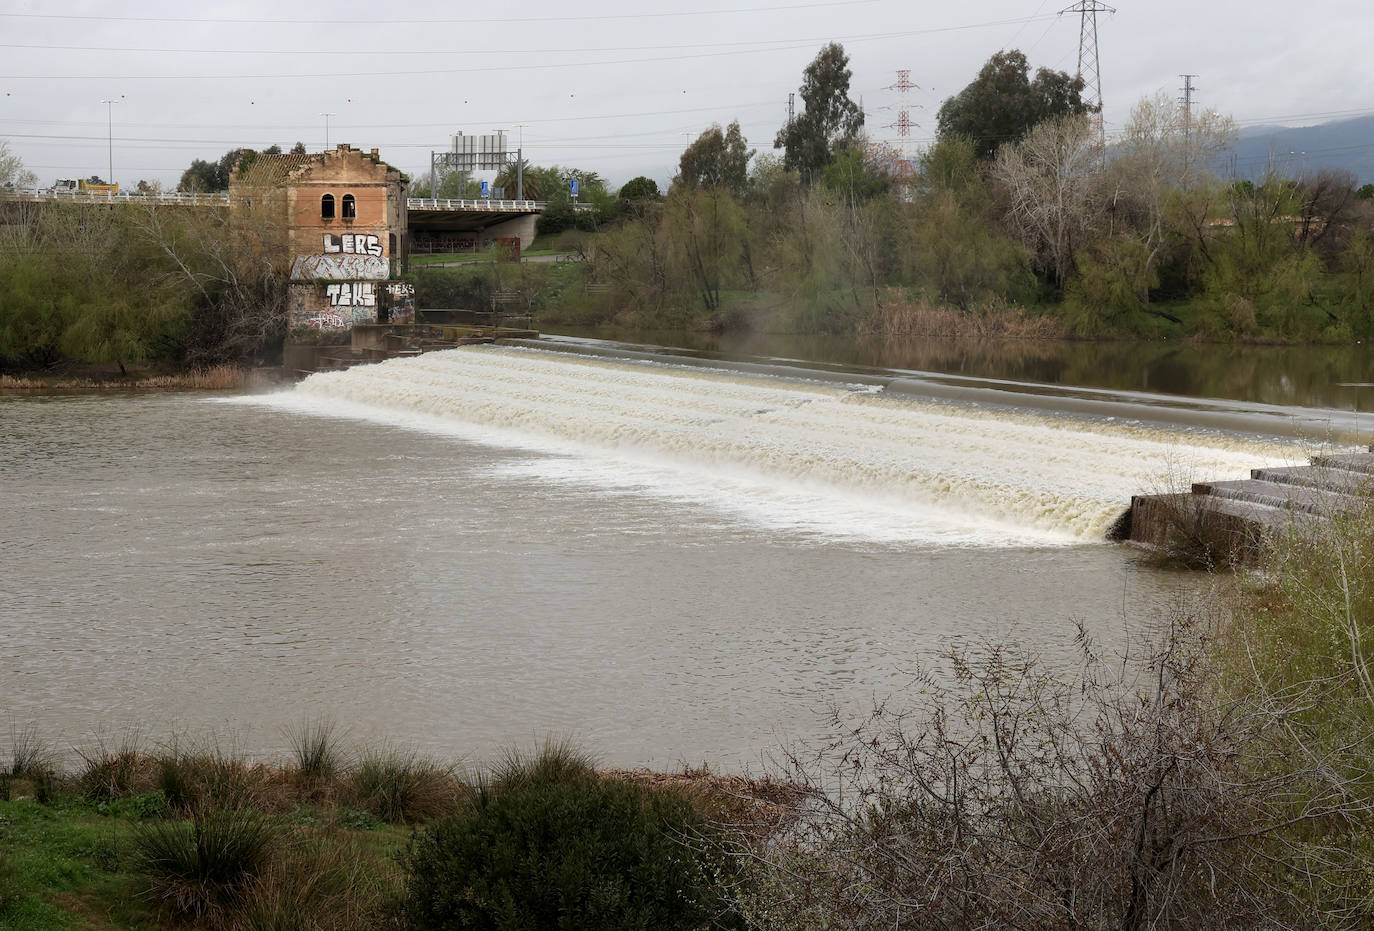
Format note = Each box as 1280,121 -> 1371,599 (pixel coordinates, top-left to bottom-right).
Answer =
4,188 -> 230,206
6,189 -> 552,215
4,188 -> 587,254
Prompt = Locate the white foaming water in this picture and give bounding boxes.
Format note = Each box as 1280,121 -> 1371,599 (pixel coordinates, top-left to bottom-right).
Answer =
243,345 -> 1306,546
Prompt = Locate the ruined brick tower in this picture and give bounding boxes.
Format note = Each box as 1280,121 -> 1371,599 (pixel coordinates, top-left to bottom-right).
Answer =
232,144 -> 408,333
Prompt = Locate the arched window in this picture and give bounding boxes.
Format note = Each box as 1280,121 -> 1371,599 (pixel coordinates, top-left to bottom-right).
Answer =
320,193 -> 335,219
341,194 -> 356,219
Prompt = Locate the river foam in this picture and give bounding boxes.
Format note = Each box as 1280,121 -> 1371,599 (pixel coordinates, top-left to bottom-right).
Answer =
241,345 -> 1309,547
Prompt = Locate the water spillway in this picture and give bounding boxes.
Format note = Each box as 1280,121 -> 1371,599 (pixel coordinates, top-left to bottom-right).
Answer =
268,344 -> 1307,547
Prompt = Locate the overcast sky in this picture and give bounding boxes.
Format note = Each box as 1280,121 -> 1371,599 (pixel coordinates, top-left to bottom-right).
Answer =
2,0 -> 1372,192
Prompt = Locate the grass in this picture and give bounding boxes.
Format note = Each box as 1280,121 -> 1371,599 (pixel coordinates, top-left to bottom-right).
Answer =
0,727 -> 791,929
132,807 -> 281,922
346,746 -> 458,824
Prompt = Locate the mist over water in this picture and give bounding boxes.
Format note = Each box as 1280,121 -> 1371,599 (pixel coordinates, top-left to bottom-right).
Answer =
0,344 -> 1334,768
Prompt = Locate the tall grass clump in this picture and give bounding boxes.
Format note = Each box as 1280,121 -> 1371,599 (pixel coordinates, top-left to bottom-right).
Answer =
3,723 -> 57,801
77,731 -> 155,800
156,742 -> 281,814
346,746 -> 456,824
234,833 -> 403,931
402,741 -> 742,930
286,719 -> 344,787
132,806 -> 281,922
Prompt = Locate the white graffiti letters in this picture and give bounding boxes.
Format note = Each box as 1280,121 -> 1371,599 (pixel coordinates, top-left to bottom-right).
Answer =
325,282 -> 377,307
385,282 -> 416,297
304,312 -> 347,330
322,233 -> 383,257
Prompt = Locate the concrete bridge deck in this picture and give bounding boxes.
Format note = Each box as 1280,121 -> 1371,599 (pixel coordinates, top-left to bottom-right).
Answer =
6,188 -> 230,206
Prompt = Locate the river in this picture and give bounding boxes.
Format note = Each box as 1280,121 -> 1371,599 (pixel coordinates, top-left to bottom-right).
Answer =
1,335 -> 1365,769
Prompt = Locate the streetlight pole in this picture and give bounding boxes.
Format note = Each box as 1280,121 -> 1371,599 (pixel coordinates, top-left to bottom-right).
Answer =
100,97 -> 119,187
321,112 -> 334,150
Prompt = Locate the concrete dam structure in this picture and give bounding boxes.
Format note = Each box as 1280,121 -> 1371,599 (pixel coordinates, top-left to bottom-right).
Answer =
1128,446 -> 1374,563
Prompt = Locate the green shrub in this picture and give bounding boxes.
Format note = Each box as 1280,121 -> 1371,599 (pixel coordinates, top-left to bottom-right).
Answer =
132,806 -> 281,921
402,744 -> 741,930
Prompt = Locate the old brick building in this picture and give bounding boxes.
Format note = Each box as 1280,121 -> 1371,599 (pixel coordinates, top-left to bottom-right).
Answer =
232,144 -> 408,332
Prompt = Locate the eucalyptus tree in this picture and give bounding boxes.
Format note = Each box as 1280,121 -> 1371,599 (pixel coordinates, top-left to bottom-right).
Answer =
774,43 -> 864,184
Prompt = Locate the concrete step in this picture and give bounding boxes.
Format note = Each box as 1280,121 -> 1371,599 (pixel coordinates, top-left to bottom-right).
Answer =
1251,465 -> 1374,495
1311,451 -> 1374,475
1192,478 -> 1360,516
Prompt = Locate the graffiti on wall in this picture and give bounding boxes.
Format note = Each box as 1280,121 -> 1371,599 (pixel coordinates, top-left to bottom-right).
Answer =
326,282 -> 377,307
290,253 -> 389,281
385,281 -> 416,324
323,233 -> 384,257
302,312 -> 347,330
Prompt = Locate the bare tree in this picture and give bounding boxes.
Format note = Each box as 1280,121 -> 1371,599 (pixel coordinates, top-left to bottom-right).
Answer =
0,140 -> 38,189
1104,92 -> 1236,301
992,114 -> 1104,287
129,198 -> 290,364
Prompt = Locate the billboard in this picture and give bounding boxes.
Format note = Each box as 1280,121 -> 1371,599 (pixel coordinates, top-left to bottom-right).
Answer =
449,132 -> 508,171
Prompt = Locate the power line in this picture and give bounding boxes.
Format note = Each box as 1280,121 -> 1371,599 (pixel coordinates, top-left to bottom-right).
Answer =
0,0 -> 887,26
0,16 -> 1061,80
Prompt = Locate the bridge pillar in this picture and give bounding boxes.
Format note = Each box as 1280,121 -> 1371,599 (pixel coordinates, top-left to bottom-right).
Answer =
480,214 -> 538,251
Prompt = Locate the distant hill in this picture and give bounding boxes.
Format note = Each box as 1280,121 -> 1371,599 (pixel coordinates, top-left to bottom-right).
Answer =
1220,115 -> 1374,184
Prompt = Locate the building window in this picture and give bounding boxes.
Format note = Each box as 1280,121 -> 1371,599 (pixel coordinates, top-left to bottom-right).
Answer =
342,194 -> 356,219
321,194 -> 335,219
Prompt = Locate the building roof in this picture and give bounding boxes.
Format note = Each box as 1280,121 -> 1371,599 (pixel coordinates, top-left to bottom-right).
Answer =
231,144 -> 407,190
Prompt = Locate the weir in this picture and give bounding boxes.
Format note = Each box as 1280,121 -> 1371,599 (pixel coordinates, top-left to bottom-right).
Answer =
1127,445 -> 1374,563
280,344 -> 1311,548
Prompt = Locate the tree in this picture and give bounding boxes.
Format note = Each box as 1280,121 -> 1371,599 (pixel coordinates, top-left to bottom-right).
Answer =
937,49 -> 1089,160
900,136 -> 1033,307
774,42 -> 864,183
819,141 -> 891,203
0,140 -> 38,189
178,148 -> 245,193
675,121 -> 754,196
617,176 -> 660,200
413,166 -> 477,199
1071,92 -> 1236,328
667,186 -> 747,312
992,113 -> 1104,287
290,141 -> 307,155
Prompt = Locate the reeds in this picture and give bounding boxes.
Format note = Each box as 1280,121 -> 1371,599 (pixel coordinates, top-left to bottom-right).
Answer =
860,296 -> 1066,340
0,364 -> 266,391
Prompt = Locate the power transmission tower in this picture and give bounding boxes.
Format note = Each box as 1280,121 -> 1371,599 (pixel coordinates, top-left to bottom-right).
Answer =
885,70 -> 920,185
1061,1 -> 1114,154
787,92 -> 795,127
1178,74 -> 1198,140
886,70 -> 918,141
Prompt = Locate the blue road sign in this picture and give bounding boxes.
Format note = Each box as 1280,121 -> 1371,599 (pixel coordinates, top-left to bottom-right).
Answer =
570,178 -> 579,197
481,180 -> 490,197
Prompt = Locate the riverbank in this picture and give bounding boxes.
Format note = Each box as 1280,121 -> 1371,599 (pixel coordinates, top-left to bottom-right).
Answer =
0,364 -> 286,393
0,731 -> 793,929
